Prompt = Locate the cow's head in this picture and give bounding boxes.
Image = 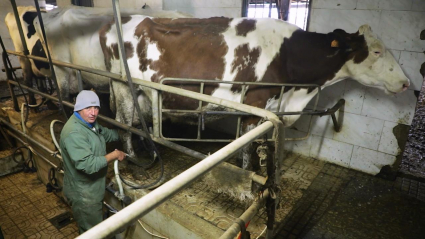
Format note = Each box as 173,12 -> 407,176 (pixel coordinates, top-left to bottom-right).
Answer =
341,25 -> 410,94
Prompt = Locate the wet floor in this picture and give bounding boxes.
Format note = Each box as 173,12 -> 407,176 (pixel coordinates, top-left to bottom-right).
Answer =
275,160 -> 425,239
400,77 -> 425,178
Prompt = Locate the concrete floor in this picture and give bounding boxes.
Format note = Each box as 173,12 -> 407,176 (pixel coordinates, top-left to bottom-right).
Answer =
275,155 -> 425,238
0,171 -> 78,239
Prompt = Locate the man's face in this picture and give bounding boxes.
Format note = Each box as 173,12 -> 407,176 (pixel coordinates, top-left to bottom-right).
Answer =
78,106 -> 100,124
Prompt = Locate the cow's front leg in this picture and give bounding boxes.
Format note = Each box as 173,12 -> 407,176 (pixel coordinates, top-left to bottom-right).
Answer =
19,57 -> 36,106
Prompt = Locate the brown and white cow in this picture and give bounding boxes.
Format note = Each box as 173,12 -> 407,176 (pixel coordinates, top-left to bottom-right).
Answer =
100,16 -> 410,169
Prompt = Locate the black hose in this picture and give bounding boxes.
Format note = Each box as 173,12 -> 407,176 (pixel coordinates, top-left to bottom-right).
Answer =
119,155 -> 165,190
12,145 -> 31,165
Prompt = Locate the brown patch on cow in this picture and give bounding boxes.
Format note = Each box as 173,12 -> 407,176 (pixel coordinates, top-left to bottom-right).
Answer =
121,16 -> 132,25
134,17 -> 232,110
110,42 -> 134,60
99,19 -> 115,71
230,44 -> 260,92
99,17 -> 134,71
235,19 -> 256,37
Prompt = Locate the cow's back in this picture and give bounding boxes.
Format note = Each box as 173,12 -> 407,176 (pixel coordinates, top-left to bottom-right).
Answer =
32,6 -> 193,94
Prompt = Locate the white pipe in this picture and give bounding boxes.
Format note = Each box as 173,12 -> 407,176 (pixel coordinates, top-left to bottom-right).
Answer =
114,160 -> 124,199
219,189 -> 270,239
76,121 -> 274,239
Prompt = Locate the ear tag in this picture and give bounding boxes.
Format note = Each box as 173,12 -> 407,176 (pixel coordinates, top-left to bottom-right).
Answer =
331,40 -> 339,47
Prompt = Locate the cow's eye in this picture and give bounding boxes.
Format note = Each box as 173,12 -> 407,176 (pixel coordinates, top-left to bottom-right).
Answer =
374,51 -> 381,55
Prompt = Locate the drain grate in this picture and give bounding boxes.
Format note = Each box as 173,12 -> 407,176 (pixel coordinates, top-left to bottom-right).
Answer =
48,211 -> 74,230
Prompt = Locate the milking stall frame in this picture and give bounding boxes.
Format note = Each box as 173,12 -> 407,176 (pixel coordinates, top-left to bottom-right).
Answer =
0,0 -> 346,238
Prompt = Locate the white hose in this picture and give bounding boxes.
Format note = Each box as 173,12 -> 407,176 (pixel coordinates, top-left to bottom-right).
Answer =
114,160 -> 125,199
50,119 -> 64,154
20,99 -> 49,135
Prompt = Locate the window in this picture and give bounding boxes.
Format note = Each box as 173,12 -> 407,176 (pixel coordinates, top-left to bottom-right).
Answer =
244,0 -> 311,30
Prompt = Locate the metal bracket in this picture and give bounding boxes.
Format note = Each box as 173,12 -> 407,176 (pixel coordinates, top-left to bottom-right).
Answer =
256,144 -> 269,167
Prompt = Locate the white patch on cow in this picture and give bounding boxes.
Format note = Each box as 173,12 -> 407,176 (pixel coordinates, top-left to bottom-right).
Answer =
265,88 -> 318,127
221,18 -> 299,83
147,42 -> 161,61
210,84 -> 242,106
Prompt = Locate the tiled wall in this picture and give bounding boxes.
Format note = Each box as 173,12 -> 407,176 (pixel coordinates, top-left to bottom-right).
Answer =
285,0 -> 425,175
163,0 -> 242,18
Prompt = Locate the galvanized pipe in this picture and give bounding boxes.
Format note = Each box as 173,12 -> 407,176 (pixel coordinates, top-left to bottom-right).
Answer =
7,79 -> 267,186
0,118 -> 62,162
77,121 -> 274,239
219,189 -> 270,239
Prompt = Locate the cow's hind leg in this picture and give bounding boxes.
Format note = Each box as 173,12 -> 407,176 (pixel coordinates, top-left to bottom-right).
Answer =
238,121 -> 262,171
110,80 -> 136,158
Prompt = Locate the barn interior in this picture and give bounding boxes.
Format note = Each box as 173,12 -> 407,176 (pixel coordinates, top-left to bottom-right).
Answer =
0,0 -> 425,238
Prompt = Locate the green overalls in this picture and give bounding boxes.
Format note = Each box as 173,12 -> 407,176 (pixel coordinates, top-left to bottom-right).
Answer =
60,114 -> 119,234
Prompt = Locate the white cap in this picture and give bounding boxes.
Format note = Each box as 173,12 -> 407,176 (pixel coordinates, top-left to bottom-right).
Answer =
74,90 -> 100,111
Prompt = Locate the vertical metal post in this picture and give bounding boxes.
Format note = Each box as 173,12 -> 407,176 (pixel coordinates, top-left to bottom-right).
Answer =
10,0 -> 29,55
2,50 -> 19,111
242,0 -> 249,17
33,0 -> 68,120
266,121 -> 284,239
235,85 -> 247,139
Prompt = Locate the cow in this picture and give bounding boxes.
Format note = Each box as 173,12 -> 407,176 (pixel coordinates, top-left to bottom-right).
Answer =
5,6 -> 192,104
5,6 -> 50,105
99,16 -> 410,170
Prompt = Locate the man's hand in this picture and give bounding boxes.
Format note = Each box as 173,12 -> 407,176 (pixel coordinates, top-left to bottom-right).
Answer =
114,149 -> 126,161
105,149 -> 126,163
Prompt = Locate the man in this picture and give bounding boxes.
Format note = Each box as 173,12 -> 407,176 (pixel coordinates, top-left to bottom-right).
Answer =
60,90 -> 126,234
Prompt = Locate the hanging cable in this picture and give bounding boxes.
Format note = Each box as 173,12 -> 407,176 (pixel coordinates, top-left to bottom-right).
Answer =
111,0 -> 164,189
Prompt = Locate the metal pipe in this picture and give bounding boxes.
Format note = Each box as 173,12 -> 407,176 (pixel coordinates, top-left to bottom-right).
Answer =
5,51 -> 301,122
0,118 -> 62,161
77,121 -> 274,239
7,79 -> 268,186
219,190 -> 270,239
10,0 -> 29,55
5,128 -> 62,172
33,0 -> 68,120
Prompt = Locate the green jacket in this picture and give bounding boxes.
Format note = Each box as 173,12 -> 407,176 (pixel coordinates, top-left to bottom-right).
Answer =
60,114 -> 119,203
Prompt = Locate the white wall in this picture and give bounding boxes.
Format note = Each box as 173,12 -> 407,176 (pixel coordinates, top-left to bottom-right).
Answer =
285,0 -> 425,175
163,0 -> 242,18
